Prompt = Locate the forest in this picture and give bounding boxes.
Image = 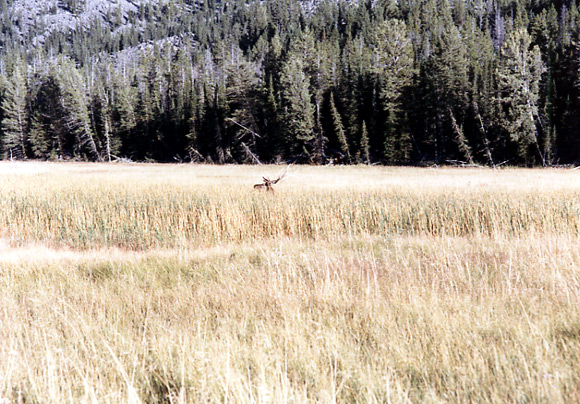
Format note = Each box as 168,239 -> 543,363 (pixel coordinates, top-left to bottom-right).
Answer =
0,0 -> 579,166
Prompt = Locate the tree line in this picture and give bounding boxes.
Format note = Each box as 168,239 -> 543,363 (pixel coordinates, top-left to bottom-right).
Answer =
1,0 -> 580,165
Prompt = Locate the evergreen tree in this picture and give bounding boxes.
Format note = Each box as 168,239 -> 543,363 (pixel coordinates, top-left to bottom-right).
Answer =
340,35 -> 367,157
260,75 -> 282,161
28,75 -> 66,159
55,57 -> 102,161
222,45 -> 261,162
95,82 -> 121,162
280,57 -> 315,159
428,21 -> 470,162
360,120 -> 370,164
497,28 -> 546,164
371,19 -> 415,163
1,64 -> 28,159
464,18 -> 497,166
329,92 -> 350,162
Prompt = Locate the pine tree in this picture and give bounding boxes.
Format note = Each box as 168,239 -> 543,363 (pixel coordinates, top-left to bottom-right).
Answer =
464,18 -> 497,166
329,92 -> 350,162
340,36 -> 366,157
430,21 -> 470,162
360,120 -> 370,164
222,45 -> 261,162
287,30 -> 336,163
28,75 -> 66,160
95,83 -> 120,162
371,19 -> 415,163
497,28 -> 546,164
55,57 -> 102,161
29,111 -> 52,159
280,57 -> 315,159
1,64 -> 28,159
260,75 -> 282,161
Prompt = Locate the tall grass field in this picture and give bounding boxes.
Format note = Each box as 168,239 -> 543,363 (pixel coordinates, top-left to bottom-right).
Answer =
1,162 -> 579,403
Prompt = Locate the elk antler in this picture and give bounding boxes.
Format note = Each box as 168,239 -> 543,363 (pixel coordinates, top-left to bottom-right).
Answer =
271,165 -> 290,184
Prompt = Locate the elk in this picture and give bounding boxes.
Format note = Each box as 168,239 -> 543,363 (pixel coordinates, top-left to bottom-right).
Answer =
253,166 -> 290,192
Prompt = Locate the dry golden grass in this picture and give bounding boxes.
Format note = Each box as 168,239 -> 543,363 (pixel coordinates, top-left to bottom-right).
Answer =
1,162 -> 580,248
0,162 -> 579,403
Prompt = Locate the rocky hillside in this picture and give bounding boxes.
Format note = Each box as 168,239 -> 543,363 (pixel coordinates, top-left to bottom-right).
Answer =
2,0 -> 198,62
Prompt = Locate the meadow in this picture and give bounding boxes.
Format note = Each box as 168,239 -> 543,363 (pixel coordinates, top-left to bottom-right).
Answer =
0,162 -> 579,403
